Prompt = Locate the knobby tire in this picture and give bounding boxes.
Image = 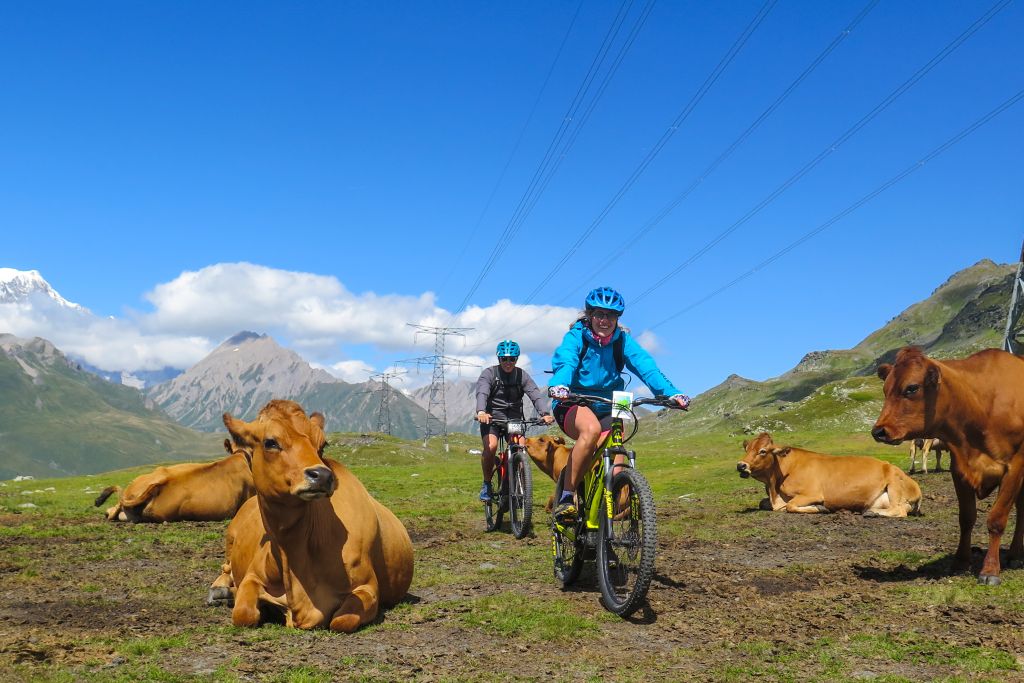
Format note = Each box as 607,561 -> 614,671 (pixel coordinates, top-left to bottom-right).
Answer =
484,464 -> 504,532
509,449 -> 533,539
597,468 -> 657,617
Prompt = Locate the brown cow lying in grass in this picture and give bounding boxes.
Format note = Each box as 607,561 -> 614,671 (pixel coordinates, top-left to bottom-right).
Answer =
737,432 -> 922,517
873,346 -> 1024,585
208,400 -> 413,631
94,440 -> 255,522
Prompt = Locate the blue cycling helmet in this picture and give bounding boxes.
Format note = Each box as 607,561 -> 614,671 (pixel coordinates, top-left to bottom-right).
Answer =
495,340 -> 520,358
585,286 -> 625,313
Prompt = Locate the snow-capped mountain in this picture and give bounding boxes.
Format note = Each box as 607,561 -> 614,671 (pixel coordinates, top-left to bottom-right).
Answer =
0,268 -> 87,311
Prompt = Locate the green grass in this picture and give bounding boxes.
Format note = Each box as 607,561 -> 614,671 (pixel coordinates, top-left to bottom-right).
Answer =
456,593 -> 601,641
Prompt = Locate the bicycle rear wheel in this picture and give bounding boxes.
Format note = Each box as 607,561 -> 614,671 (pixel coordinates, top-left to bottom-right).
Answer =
597,468 -> 657,617
551,471 -> 584,585
483,465 -> 504,532
509,449 -> 533,539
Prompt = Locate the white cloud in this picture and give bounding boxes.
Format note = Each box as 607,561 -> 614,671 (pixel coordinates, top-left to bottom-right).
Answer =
318,359 -> 375,384
634,330 -> 662,354
1,263 -> 664,378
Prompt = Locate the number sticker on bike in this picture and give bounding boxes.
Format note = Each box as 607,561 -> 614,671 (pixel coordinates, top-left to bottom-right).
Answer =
612,391 -> 634,420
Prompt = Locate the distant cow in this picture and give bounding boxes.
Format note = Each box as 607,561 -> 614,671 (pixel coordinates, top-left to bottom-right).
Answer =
94,440 -> 255,522
873,346 -> 1024,585
909,438 -> 949,474
523,435 -> 571,512
210,400 -> 413,631
737,432 -> 921,517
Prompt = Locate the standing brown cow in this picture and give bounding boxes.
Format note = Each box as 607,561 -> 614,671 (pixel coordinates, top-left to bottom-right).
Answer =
909,437 -> 949,474
873,346 -> 1024,585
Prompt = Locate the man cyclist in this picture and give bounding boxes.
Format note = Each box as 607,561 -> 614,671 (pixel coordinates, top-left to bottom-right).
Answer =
476,340 -> 555,502
548,287 -> 689,523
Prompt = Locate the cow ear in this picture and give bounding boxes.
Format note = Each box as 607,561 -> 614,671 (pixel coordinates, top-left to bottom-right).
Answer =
742,440 -> 749,450
223,438 -> 233,455
310,412 -> 326,431
223,413 -> 255,451
877,364 -> 892,381
925,364 -> 941,388
772,447 -> 791,457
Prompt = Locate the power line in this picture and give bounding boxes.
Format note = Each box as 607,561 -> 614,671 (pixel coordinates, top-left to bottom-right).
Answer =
632,0 -> 1013,305
437,0 -> 586,296
450,0 -> 654,319
521,0 -> 779,305
647,86 -> 1024,331
563,0 -> 881,305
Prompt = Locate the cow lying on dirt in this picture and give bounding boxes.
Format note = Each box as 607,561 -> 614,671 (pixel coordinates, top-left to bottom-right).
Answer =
208,400 -> 413,631
873,346 -> 1024,585
523,435 -> 571,512
737,432 -> 922,517
94,440 -> 255,522
909,437 -> 949,474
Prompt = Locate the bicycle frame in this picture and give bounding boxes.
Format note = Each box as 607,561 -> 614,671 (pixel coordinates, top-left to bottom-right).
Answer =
578,418 -> 635,532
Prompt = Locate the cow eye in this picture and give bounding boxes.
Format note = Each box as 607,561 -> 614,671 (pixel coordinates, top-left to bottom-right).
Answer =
903,384 -> 920,397
263,438 -> 281,451
758,449 -> 767,455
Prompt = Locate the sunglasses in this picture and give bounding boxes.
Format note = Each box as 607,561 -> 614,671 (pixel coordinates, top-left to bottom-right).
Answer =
589,310 -> 620,321
499,356 -> 517,363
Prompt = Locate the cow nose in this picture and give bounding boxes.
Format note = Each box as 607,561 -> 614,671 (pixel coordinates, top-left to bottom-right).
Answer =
871,426 -> 888,442
736,462 -> 748,472
304,465 -> 335,490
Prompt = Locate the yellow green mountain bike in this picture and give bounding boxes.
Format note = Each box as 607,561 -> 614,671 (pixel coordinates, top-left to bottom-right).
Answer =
551,392 -> 685,617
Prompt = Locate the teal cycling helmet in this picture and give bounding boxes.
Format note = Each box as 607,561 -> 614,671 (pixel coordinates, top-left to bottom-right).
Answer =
585,286 -> 625,313
495,340 -> 520,358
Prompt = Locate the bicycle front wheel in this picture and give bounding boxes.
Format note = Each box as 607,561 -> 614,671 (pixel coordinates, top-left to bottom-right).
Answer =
597,468 -> 657,617
509,449 -> 533,539
483,466 -> 504,532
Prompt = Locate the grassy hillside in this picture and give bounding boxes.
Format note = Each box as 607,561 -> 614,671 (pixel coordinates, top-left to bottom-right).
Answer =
681,260 -> 1016,439
0,339 -> 219,479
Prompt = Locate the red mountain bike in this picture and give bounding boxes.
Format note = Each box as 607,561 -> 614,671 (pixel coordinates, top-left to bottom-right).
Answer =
482,418 -> 547,539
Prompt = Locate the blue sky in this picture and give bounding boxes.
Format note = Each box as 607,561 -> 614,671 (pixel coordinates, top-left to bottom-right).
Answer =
2,1 -> 1022,395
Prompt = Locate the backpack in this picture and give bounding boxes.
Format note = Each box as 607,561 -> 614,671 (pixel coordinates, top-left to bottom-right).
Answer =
489,366 -> 524,411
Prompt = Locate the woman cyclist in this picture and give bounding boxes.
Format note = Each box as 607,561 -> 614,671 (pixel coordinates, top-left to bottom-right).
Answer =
475,340 -> 554,502
548,287 -> 689,523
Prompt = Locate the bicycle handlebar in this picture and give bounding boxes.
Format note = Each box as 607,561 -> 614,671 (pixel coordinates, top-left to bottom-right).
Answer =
560,393 -> 688,411
473,416 -> 550,426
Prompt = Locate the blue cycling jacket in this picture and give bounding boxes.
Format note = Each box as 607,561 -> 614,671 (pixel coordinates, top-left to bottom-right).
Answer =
549,321 -> 680,413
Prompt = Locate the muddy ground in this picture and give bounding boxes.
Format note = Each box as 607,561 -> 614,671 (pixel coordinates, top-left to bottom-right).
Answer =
2,471 -> 1024,682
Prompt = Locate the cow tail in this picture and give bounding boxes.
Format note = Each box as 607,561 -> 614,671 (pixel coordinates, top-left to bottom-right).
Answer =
94,485 -> 121,507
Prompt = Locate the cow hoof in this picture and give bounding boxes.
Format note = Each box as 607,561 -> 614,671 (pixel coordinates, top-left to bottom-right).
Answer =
1007,557 -> 1024,569
758,498 -> 772,511
977,574 -> 1002,586
863,509 -> 880,518
206,587 -> 234,608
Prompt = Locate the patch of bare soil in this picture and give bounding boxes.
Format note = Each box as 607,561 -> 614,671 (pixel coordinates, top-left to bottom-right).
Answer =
2,474 -> 1024,681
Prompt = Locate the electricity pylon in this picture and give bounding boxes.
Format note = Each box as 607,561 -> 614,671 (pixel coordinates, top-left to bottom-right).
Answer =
1003,238 -> 1024,354
397,324 -> 476,451
367,371 -> 405,435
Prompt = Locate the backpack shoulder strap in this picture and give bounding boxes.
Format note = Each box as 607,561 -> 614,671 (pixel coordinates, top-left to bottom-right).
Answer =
577,335 -> 625,373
